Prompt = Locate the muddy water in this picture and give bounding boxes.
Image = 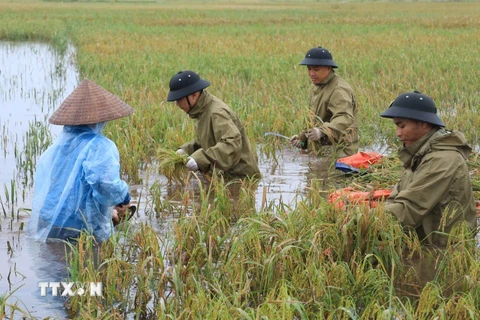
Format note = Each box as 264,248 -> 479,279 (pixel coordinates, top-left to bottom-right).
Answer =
0,42 -> 77,190
2,153 -> 322,319
0,41 -> 79,319
138,148 -> 326,212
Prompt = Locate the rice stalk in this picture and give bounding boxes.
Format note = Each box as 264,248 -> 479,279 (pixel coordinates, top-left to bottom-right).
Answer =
157,148 -> 188,185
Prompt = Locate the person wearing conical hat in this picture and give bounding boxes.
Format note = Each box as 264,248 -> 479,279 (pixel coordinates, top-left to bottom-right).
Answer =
290,46 -> 359,157
167,70 -> 261,179
380,91 -> 477,247
27,79 -> 134,242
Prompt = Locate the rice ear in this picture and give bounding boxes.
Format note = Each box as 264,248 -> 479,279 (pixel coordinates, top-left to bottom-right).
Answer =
157,148 -> 189,185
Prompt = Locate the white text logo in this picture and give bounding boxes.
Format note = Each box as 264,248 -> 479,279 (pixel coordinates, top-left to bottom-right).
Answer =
38,282 -> 103,297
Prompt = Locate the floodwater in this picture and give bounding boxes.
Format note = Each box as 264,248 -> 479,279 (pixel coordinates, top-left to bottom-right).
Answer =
0,42 -> 478,319
0,41 -> 79,319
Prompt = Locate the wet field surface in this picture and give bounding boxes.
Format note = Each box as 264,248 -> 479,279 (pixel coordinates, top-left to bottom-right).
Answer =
1,42 -> 479,319
1,146 -> 330,319
0,41 -> 79,319
3,155 -> 479,318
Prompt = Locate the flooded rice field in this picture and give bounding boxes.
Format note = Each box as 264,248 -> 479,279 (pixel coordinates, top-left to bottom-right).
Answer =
0,41 -> 332,318
1,42 -> 478,319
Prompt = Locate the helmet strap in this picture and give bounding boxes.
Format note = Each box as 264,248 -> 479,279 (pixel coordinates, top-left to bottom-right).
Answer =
186,95 -> 193,113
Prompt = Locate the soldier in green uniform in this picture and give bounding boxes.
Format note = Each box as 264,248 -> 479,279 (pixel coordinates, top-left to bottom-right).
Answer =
167,70 -> 260,179
290,46 -> 359,156
381,91 -> 477,246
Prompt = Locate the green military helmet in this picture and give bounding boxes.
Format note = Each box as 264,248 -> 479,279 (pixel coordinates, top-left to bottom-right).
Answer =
380,91 -> 445,127
299,46 -> 338,68
167,70 -> 210,102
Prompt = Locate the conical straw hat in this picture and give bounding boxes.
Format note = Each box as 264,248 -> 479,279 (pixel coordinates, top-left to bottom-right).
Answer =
49,79 -> 134,125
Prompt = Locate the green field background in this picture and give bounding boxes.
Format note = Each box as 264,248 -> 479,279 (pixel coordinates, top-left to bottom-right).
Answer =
1,1 -> 479,177
1,2 -> 480,318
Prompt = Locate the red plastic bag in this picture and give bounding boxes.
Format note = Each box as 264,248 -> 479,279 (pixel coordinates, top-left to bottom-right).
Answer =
328,187 -> 392,209
335,152 -> 383,173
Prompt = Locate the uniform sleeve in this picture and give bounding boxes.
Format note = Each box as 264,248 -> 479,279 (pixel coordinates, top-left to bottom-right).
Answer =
298,130 -> 308,142
384,153 -> 460,227
322,89 -> 356,143
191,113 -> 242,172
83,138 -> 129,207
180,139 -> 201,155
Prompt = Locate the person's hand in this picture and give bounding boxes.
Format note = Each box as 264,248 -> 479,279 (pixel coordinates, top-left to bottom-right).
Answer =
112,204 -> 129,226
176,149 -> 186,155
115,204 -> 129,216
306,128 -> 324,141
111,209 -> 120,225
290,135 -> 303,149
186,157 -> 199,171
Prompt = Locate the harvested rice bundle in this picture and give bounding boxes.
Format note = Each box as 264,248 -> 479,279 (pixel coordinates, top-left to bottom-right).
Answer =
157,148 -> 189,185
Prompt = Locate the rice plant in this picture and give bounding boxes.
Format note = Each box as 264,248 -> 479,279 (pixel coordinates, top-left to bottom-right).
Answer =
157,148 -> 189,185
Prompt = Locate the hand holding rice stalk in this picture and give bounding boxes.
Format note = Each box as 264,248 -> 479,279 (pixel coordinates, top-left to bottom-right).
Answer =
300,112 -> 334,148
306,113 -> 351,146
311,114 -> 334,142
157,148 -> 189,185
112,205 -> 137,226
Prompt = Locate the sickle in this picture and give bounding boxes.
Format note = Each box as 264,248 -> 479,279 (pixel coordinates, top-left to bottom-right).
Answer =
263,132 -> 291,141
126,205 -> 137,222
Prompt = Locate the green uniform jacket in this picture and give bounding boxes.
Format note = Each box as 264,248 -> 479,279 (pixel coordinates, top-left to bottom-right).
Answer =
299,71 -> 359,156
180,91 -> 261,179
385,128 -> 477,246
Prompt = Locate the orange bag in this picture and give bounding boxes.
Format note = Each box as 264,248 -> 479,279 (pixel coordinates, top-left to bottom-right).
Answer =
328,187 -> 392,209
335,151 -> 383,173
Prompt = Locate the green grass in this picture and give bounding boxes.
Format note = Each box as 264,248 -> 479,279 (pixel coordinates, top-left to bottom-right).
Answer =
60,177 -> 479,318
1,1 -> 479,180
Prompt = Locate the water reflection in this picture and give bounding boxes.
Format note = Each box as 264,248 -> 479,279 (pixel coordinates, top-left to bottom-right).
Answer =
0,41 -> 79,319
138,147 -> 327,218
0,41 -> 78,197
257,149 -> 314,207
3,241 -> 70,319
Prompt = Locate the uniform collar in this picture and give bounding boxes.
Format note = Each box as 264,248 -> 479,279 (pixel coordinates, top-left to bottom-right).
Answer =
316,70 -> 336,87
398,128 -> 439,165
188,90 -> 212,119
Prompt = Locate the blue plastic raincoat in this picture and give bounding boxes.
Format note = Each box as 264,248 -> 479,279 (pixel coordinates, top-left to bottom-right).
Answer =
27,123 -> 129,242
